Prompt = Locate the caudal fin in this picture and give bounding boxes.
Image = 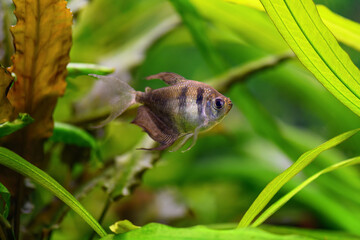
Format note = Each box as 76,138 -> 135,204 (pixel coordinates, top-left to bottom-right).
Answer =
89,74 -> 136,128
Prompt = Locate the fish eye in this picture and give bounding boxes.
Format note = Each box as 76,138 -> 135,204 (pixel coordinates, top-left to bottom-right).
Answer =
214,98 -> 224,110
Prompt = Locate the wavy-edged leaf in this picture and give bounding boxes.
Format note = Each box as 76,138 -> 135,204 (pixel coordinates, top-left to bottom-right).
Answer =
0,113 -> 33,138
238,128 -> 360,228
0,67 -> 13,123
253,156 -> 360,229
106,223 -> 315,240
0,182 -> 10,219
256,0 -> 360,117
0,146 -> 107,237
7,0 -> 72,139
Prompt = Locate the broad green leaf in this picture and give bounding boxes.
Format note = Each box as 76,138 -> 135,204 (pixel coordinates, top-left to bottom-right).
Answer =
253,157 -> 360,229
50,122 -> 101,161
169,0 -> 227,74
109,220 -> 140,234
238,128 -> 360,228
51,122 -> 98,150
261,225 -> 360,240
0,147 -> 107,237
67,63 -> 114,79
257,0 -> 360,117
106,223 -> 315,240
0,113 -> 33,138
0,182 -> 10,218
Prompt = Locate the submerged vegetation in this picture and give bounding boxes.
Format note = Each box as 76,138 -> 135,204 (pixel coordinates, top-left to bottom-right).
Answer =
1,0 -> 360,239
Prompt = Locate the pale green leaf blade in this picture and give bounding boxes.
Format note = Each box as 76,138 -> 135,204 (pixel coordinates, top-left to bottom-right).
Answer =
0,147 -> 107,237
252,157 -> 360,231
0,113 -> 34,138
107,223 -> 315,240
227,0 -> 360,52
258,0 -> 360,117
67,63 -> 114,79
238,128 -> 360,228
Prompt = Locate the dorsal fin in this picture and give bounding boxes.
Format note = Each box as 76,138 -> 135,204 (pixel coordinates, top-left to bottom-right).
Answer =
131,106 -> 179,150
146,72 -> 186,85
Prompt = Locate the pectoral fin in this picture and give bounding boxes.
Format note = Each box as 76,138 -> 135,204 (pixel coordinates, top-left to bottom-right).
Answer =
132,106 -> 179,150
146,72 -> 186,85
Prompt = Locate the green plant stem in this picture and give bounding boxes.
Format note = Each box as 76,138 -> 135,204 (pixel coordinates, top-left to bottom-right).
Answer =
210,50 -> 295,92
0,147 -> 107,238
88,197 -> 112,240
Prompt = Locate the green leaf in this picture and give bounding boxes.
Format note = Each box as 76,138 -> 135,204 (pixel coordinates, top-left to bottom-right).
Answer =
238,128 -> 360,228
169,0 -> 227,74
261,225 -> 360,240
317,5 -> 360,52
67,63 -> 114,79
0,147 -> 107,237
51,122 -> 98,149
229,0 -> 360,52
0,113 -> 33,138
106,223 -> 315,240
50,122 -> 101,161
0,182 -> 10,219
258,0 -> 360,117
109,220 -> 140,234
253,157 -> 360,229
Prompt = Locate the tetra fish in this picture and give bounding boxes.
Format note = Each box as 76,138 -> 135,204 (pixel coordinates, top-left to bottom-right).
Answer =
91,72 -> 232,151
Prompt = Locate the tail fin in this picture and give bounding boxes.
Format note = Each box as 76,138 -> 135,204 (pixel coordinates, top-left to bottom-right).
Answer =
89,74 -> 136,128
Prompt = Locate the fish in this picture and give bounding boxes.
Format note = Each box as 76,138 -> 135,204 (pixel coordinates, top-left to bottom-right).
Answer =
91,72 -> 232,151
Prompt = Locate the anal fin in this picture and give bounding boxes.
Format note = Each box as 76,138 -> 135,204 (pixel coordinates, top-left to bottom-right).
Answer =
132,106 -> 179,151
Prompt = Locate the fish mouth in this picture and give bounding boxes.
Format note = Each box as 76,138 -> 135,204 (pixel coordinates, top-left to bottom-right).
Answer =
226,99 -> 233,113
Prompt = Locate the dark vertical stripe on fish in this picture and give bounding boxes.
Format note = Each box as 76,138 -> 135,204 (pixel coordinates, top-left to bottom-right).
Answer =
178,86 -> 188,112
196,87 -> 204,118
178,86 -> 188,131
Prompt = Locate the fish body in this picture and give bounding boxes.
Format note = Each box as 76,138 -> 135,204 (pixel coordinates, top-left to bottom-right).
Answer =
93,72 -> 232,151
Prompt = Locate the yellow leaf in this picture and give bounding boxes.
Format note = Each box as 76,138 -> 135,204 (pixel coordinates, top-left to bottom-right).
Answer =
0,67 -> 14,123
8,0 -> 72,139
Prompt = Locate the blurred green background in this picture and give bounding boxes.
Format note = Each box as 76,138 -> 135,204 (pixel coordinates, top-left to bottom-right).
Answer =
3,0 -> 360,239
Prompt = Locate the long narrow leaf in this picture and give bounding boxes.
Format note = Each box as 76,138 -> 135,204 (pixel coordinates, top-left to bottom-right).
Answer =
258,0 -> 360,117
238,128 -> 360,228
227,0 -> 360,52
0,147 -> 107,237
252,157 -> 360,229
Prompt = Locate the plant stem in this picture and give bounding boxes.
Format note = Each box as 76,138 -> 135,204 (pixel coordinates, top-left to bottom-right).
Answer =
88,197 -> 112,240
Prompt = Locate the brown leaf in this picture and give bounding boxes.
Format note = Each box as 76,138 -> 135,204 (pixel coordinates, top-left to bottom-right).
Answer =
7,0 -> 72,139
0,67 -> 14,123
